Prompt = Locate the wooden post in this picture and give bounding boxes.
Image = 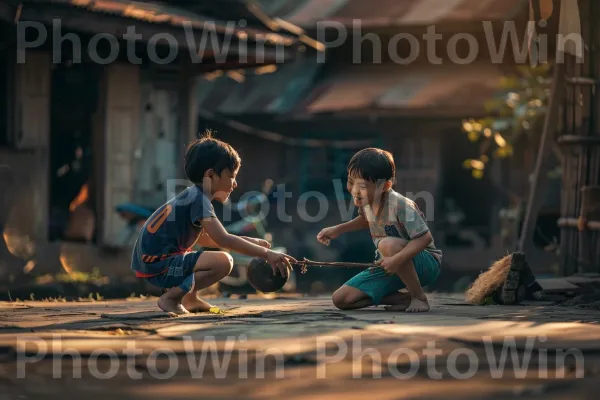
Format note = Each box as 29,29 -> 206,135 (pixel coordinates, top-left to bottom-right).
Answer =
517,63 -> 565,254
100,63 -> 140,247
13,52 -> 51,243
580,186 -> 600,271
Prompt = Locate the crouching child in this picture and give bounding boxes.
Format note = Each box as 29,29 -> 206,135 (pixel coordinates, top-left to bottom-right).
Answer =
317,148 -> 442,312
131,132 -> 296,314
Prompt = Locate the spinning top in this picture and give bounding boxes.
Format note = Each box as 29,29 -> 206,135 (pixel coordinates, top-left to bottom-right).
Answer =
246,257 -> 289,293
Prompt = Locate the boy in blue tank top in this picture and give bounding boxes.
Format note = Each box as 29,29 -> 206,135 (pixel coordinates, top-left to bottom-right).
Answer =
131,132 -> 296,314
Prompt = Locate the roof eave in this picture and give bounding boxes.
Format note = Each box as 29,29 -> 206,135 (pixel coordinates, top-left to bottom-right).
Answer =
17,2 -> 296,61
293,107 -> 490,120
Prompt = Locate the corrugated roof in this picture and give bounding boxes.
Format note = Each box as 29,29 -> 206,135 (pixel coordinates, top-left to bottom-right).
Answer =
303,62 -> 507,117
18,0 -> 297,46
257,0 -> 527,27
195,59 -> 507,118
197,56 -> 321,115
67,0 -> 225,26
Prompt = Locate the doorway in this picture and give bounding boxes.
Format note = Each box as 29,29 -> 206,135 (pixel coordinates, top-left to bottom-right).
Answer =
48,62 -> 100,243
440,129 -> 497,247
135,79 -> 179,209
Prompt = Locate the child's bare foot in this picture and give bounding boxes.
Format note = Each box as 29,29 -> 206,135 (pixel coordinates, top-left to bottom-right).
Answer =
384,292 -> 412,311
182,292 -> 213,313
157,295 -> 189,315
405,295 -> 430,313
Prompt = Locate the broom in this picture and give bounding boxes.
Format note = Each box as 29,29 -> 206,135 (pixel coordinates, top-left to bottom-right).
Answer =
465,252 -> 543,305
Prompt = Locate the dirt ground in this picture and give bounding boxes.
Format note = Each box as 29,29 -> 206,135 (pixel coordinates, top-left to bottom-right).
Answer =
1,293 -> 599,399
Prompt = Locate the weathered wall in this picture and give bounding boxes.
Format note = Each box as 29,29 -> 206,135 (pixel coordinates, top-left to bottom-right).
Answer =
0,152 -> 47,241
0,151 -> 136,280
0,149 -> 48,278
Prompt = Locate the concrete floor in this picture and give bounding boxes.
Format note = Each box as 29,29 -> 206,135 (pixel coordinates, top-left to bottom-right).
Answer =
1,293 -> 599,399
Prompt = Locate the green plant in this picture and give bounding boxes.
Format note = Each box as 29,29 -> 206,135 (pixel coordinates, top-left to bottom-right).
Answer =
55,267 -> 105,283
462,64 -> 552,178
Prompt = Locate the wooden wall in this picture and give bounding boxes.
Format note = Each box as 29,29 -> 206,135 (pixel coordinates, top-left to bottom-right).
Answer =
99,63 -> 140,247
2,51 -> 52,242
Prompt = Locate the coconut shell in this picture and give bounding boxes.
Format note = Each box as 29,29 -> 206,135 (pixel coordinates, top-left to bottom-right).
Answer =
246,257 -> 288,293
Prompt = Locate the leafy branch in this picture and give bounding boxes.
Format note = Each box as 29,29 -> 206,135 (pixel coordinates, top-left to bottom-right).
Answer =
462,64 -> 553,179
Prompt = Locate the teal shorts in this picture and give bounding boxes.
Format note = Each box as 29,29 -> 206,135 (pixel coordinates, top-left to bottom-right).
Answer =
344,251 -> 441,306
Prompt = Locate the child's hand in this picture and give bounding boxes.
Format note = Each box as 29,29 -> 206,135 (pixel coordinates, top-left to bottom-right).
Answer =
377,256 -> 402,275
266,250 -> 297,277
317,226 -> 340,246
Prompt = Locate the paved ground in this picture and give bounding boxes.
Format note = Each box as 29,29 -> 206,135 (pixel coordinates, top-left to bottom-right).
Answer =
1,293 -> 599,399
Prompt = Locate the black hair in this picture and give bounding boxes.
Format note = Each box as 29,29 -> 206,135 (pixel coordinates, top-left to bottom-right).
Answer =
184,130 -> 241,184
347,148 -> 395,183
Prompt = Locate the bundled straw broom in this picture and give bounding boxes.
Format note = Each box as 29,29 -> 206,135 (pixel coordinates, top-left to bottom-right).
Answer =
465,254 -> 513,304
464,250 -> 543,305
465,252 -> 544,305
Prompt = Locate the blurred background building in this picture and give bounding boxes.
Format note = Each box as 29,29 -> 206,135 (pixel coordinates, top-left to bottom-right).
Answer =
2,0 -> 595,297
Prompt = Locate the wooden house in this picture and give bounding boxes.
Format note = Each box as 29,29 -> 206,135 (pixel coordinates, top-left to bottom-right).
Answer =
0,0 -> 305,280
194,0 -> 563,278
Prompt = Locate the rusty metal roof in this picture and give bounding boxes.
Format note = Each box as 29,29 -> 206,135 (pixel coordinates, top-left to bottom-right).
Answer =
195,58 -> 507,118
303,62 -> 507,117
15,0 -> 297,46
197,56 -> 322,115
66,0 -> 225,26
258,0 -> 527,27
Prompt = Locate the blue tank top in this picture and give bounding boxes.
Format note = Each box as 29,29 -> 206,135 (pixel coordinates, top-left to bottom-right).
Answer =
131,185 -> 216,276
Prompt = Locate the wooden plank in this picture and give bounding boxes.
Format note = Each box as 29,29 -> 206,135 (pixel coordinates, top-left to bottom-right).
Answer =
136,78 -> 179,205
559,85 -> 569,271
537,277 -> 585,293
557,217 -> 600,230
565,274 -> 600,284
567,57 -> 582,277
570,1 -> 586,272
562,152 -> 579,275
580,186 -> 600,271
101,63 -> 140,246
592,0 -> 600,274
559,55 -> 581,275
13,51 -> 51,242
579,0 -> 592,137
14,52 -> 51,149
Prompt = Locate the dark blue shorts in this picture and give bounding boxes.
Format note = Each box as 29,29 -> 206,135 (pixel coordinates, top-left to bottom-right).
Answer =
144,251 -> 203,293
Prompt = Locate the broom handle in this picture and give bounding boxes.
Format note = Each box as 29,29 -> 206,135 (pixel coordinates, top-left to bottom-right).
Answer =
293,258 -> 378,269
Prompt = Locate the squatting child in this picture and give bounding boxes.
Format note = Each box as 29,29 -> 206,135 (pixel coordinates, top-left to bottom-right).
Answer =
131,132 -> 296,314
317,148 -> 442,312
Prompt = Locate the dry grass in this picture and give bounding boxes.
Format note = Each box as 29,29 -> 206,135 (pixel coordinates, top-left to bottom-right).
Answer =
465,254 -> 513,305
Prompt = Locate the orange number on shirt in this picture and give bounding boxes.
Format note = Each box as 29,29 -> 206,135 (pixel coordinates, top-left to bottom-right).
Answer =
146,205 -> 173,233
